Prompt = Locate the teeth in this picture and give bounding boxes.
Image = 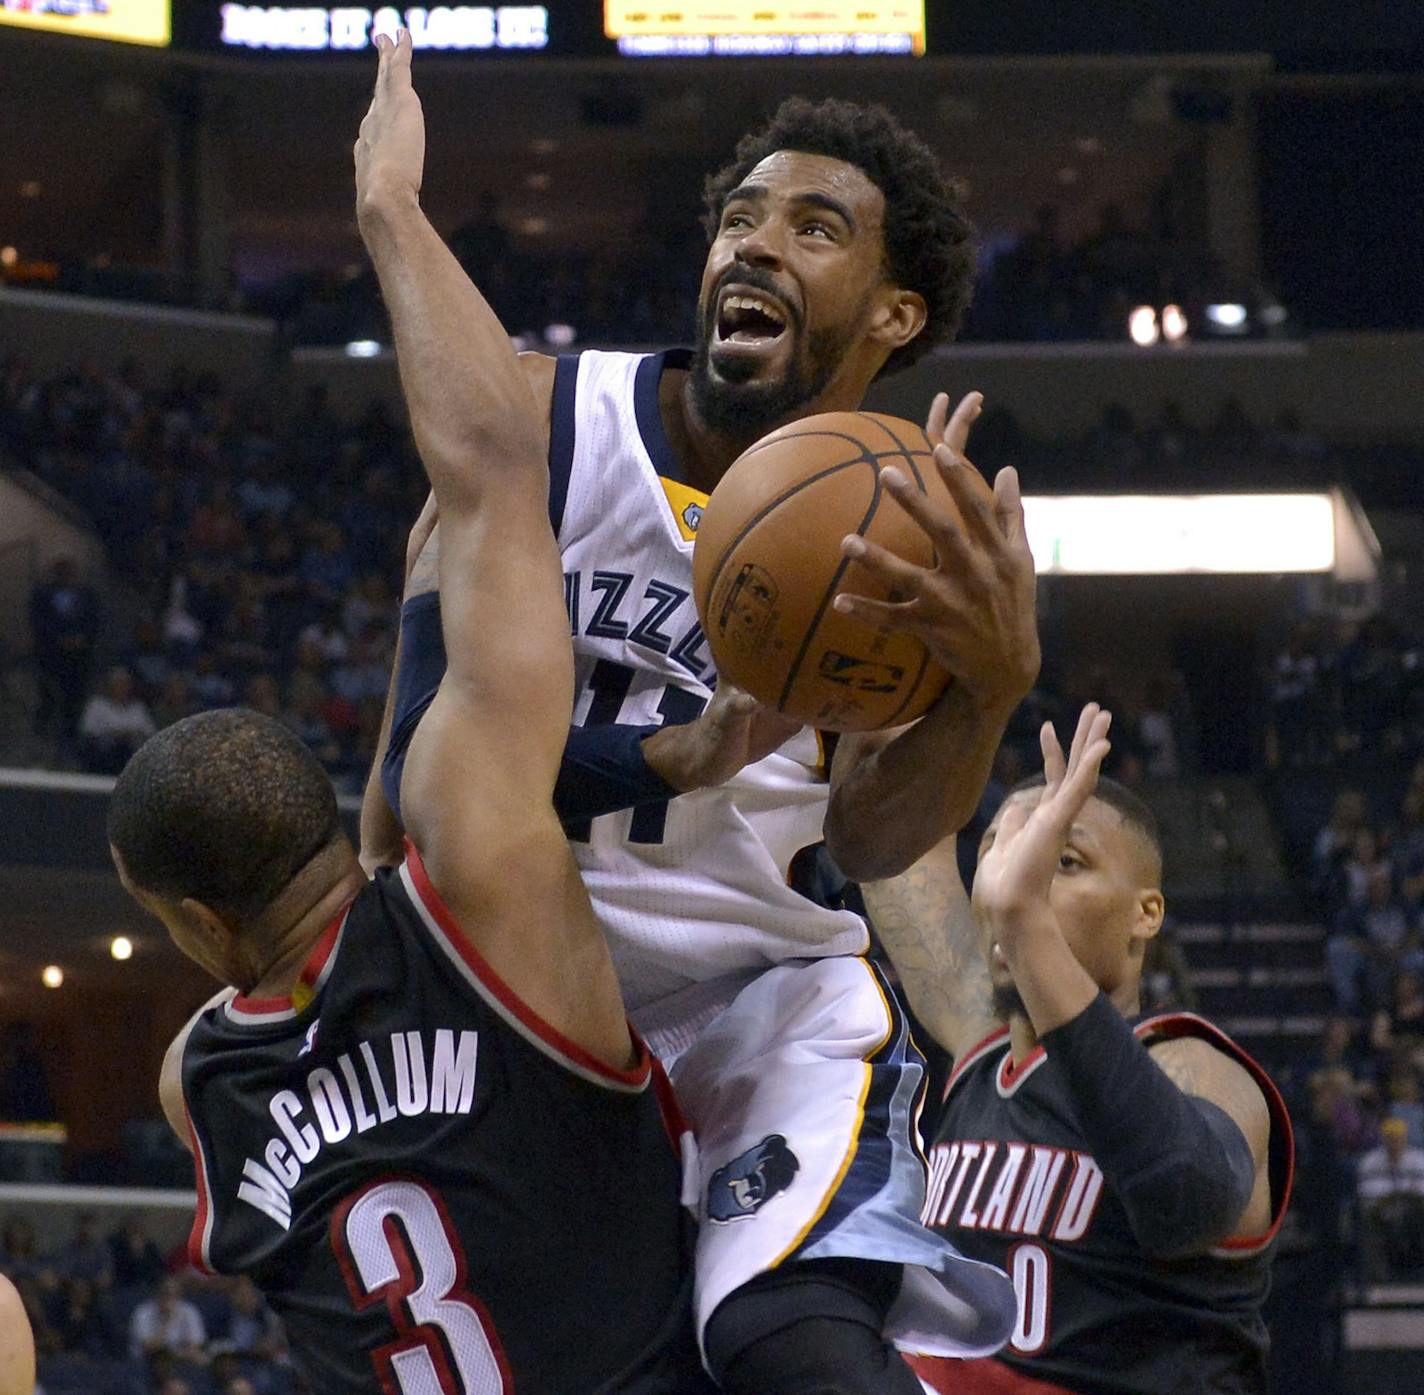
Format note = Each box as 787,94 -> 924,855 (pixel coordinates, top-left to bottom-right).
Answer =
722,292 -> 786,325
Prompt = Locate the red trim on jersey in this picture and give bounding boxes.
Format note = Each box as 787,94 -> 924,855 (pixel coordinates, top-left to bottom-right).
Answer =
907,1353 -> 1076,1394
181,1097 -> 216,1277
998,1044 -> 1048,1095
229,907 -> 348,1017
1135,1010 -> 1297,1253
650,1055 -> 689,1159
946,1026 -> 1010,1101
402,839 -> 651,1089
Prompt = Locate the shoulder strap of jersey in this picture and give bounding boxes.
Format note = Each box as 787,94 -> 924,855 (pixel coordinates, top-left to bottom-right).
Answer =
547,352 -> 581,537
1134,1010 -> 1296,1256
393,839 -> 654,1095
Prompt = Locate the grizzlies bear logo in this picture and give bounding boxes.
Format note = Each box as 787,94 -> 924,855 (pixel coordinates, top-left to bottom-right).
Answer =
707,1134 -> 800,1223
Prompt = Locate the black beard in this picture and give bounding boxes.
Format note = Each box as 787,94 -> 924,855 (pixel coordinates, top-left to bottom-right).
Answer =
991,984 -> 1029,1022
689,327 -> 841,443
688,269 -> 846,445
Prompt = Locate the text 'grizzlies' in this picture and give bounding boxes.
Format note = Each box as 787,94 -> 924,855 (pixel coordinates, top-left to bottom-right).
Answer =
565,569 -> 711,679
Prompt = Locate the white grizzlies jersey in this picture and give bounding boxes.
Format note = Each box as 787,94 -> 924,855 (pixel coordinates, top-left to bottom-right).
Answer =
551,349 -> 870,1055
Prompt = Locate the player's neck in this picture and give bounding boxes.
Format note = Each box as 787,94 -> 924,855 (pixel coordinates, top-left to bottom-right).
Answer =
667,367 -> 869,494
1009,983 -> 1143,1063
241,842 -> 366,1000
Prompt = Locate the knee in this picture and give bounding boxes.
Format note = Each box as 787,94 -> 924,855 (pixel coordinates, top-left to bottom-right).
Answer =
705,1261 -> 919,1395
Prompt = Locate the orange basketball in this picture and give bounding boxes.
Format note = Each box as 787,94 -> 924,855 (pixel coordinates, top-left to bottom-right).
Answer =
693,411 -> 992,733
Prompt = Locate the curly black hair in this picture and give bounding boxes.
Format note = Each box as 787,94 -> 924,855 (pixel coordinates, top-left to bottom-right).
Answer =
702,96 -> 976,378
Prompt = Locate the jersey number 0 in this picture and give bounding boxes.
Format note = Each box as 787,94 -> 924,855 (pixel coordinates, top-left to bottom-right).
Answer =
333,1178 -> 512,1394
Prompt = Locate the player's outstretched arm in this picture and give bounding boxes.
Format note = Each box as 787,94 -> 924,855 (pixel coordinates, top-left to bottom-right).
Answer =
355,32 -> 632,1067
0,1276 -> 34,1395
862,836 -> 998,1061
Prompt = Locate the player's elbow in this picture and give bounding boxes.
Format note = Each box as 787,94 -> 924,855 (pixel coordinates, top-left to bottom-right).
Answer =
1120,1149 -> 1255,1261
824,816 -> 916,883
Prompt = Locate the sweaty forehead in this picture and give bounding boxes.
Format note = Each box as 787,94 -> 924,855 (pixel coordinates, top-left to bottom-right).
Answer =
742,150 -> 885,222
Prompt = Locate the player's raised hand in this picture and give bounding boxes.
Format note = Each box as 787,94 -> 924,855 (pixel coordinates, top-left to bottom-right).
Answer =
833,392 -> 1039,710
354,27 -> 425,228
973,704 -> 1112,940
641,681 -> 803,792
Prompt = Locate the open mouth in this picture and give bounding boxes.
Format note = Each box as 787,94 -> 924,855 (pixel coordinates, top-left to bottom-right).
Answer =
714,287 -> 790,350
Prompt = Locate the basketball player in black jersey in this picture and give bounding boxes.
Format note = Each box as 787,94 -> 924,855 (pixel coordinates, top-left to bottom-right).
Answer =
103,36 -> 710,1395
866,706 -> 1294,1394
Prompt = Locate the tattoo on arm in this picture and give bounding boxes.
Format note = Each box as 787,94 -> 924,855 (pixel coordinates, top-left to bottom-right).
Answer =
863,842 -> 996,1059
1150,1039 -> 1271,1167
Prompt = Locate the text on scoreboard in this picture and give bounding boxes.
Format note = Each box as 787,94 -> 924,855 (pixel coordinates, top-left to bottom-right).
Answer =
604,1 -> 924,55
0,0 -> 170,46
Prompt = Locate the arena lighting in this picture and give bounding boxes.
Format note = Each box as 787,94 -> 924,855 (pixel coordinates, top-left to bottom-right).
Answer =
110,936 -> 134,961
0,247 -> 16,268
344,339 -> 383,358
41,965 -> 63,989
1160,304 -> 1189,343
1128,305 -> 1159,346
1022,493 -> 1337,575
543,323 -> 576,347
1206,302 -> 1249,331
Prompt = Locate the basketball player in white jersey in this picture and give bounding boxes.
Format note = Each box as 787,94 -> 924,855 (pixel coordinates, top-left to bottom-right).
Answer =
359,32 -> 1037,1393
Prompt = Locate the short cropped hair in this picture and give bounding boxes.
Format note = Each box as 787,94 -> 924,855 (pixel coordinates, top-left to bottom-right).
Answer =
702,96 -> 976,377
1009,772 -> 1164,883
108,709 -> 340,923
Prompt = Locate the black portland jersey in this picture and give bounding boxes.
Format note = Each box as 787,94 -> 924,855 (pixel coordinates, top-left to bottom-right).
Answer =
179,842 -> 712,1394
912,1012 -> 1294,1395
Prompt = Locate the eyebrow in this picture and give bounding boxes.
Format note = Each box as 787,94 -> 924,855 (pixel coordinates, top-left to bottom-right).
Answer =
722,183 -> 859,233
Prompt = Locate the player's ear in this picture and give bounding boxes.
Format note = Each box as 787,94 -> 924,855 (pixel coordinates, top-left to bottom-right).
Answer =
1131,889 -> 1166,942
868,287 -> 927,353
179,896 -> 238,949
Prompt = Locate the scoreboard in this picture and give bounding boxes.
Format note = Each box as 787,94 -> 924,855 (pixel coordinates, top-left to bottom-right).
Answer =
0,0 -> 170,46
0,0 -> 928,56
604,1 -> 925,56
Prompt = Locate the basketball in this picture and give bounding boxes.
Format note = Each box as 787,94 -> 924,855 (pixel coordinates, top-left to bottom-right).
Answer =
692,411 -> 993,733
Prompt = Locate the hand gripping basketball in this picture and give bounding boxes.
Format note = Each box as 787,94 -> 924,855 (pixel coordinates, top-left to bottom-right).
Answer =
834,391 -> 1040,710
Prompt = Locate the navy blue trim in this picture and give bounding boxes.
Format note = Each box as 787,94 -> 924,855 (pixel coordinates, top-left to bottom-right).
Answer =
798,963 -> 918,1254
633,349 -> 689,484
548,353 -> 581,537
381,592 -> 447,823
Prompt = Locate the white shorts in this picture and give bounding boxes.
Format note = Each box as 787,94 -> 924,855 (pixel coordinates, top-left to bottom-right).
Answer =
669,956 -> 1017,1360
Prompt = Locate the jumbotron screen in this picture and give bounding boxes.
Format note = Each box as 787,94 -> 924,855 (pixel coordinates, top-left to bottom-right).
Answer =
169,2 -> 923,57
604,1 -> 925,56
0,0 -> 170,46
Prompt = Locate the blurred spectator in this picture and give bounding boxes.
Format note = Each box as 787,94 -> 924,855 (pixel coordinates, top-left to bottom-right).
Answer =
109,1217 -> 166,1290
1357,1117 -> 1424,1280
0,1217 -> 54,1287
1137,677 -> 1181,779
1308,1066 -> 1379,1156
1371,972 -> 1424,1063
50,1212 -> 112,1288
77,665 -> 156,775
215,1276 -> 285,1362
1326,864 -> 1424,1017
129,1275 -> 206,1363
48,1275 -> 119,1359
1267,622 -> 1327,767
1384,1069 -> 1424,1150
28,557 -> 100,747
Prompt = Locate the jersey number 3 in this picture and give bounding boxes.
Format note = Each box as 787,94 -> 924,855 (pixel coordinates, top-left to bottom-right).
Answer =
333,1178 -> 512,1394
